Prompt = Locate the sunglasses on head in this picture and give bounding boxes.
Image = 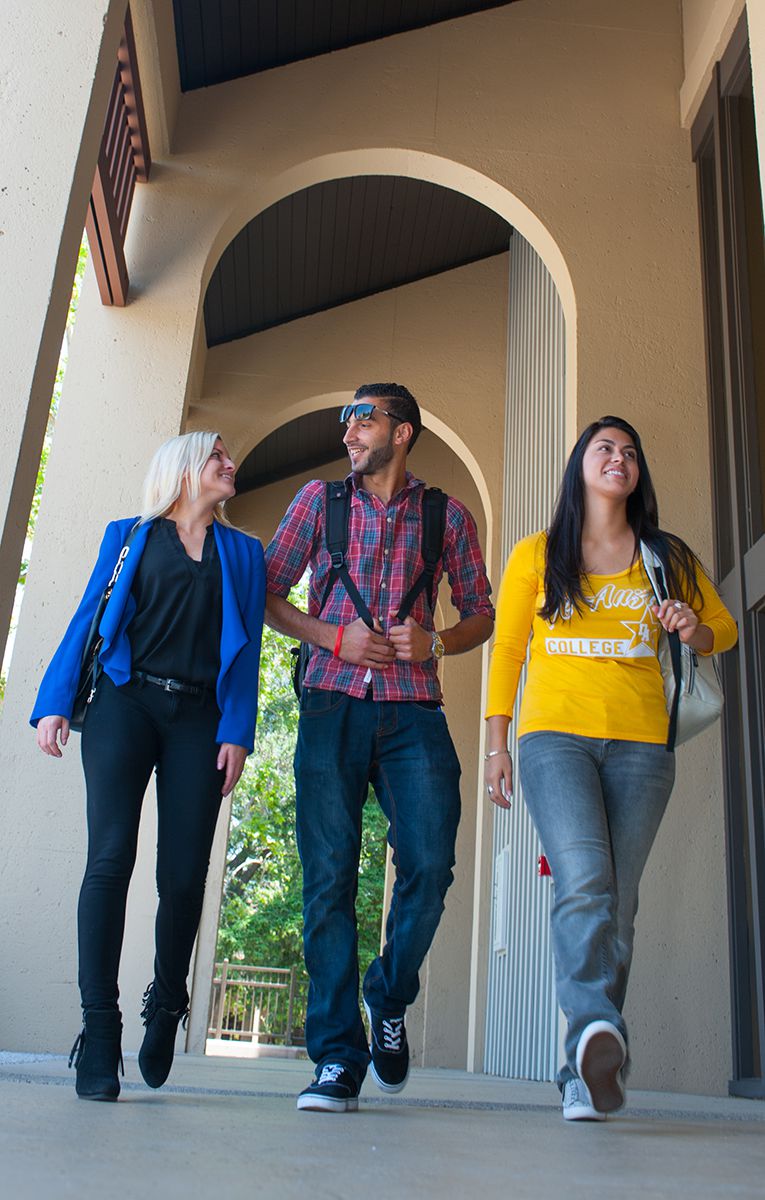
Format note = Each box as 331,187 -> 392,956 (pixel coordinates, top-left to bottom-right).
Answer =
339,402 -> 402,425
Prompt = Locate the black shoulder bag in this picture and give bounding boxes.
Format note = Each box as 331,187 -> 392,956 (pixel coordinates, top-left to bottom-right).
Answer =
70,523 -> 139,731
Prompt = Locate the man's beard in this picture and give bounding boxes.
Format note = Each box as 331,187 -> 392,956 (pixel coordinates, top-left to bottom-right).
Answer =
352,434 -> 395,477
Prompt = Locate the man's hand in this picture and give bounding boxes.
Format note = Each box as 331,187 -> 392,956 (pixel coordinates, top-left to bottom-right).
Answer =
388,615 -> 432,663
339,617 -> 395,668
37,715 -> 70,758
217,744 -> 248,797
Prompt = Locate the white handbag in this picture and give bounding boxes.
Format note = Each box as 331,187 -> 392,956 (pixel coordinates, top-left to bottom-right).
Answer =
640,542 -> 724,750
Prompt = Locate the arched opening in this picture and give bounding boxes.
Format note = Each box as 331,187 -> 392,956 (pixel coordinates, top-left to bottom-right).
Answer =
184,155 -> 571,1078
197,408 -> 491,1061
188,150 -> 576,438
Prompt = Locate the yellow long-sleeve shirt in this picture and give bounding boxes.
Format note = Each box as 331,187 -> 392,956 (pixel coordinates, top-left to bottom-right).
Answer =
486,532 -> 738,744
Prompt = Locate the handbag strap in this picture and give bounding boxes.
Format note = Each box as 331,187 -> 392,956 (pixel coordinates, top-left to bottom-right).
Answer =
104,525 -> 138,597
82,521 -> 141,652
640,541 -> 681,752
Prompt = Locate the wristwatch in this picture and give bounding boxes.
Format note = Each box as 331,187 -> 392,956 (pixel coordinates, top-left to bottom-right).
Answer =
431,632 -> 446,660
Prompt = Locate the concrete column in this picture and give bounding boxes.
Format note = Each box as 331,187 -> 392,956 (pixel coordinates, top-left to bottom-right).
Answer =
0,171 -> 207,1052
0,0 -> 129,662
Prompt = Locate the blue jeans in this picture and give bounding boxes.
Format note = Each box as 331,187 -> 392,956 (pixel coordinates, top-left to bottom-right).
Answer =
518,731 -> 675,1088
295,689 -> 462,1082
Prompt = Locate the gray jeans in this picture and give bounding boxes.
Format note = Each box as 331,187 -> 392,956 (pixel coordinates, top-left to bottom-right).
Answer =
518,731 -> 675,1088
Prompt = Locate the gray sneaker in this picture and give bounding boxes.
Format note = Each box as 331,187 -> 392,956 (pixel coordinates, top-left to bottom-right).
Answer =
562,1077 -> 606,1121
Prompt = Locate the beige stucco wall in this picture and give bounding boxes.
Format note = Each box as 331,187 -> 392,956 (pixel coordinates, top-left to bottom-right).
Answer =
0,0 -> 738,1091
0,0 -> 128,658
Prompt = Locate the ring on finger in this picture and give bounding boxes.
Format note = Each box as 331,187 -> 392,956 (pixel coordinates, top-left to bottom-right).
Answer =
673,601 -> 683,610
486,785 -> 494,795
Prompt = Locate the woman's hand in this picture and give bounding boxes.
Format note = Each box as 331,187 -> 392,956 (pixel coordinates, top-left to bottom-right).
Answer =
652,601 -> 713,652
484,750 -> 513,810
217,743 -> 248,797
484,715 -> 513,809
36,716 -> 70,758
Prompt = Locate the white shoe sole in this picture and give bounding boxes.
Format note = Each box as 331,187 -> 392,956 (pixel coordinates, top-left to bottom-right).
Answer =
369,1060 -> 410,1094
296,1094 -> 358,1113
576,1021 -> 626,1114
364,999 -> 410,1094
563,1102 -> 607,1122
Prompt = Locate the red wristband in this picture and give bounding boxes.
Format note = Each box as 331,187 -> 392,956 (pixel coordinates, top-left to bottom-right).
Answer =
333,626 -> 345,658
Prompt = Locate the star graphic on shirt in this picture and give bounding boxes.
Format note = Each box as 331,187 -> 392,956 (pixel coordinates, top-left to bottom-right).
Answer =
620,604 -> 657,658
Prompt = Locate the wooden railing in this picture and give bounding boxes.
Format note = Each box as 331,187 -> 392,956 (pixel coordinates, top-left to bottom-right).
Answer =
86,5 -> 150,306
208,960 -> 308,1046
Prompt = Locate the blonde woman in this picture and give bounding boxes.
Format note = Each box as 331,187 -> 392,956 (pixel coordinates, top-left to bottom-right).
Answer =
31,432 -> 265,1101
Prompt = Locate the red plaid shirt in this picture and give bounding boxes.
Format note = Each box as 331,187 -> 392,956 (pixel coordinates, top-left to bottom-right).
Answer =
265,473 -> 494,701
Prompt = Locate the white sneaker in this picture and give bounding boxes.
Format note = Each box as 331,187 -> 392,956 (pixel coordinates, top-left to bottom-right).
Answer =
562,1077 -> 606,1121
575,1020 -> 627,1114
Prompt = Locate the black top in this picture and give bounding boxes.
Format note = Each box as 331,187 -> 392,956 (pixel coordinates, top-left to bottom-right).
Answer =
128,519 -> 223,687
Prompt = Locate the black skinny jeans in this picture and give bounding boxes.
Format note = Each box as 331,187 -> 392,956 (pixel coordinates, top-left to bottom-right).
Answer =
78,675 -> 224,1013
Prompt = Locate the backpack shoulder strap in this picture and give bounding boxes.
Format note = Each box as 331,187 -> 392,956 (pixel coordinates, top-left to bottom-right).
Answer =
396,487 -> 448,621
324,481 -> 350,564
421,487 -> 447,571
318,481 -> 374,627
313,482 -> 347,616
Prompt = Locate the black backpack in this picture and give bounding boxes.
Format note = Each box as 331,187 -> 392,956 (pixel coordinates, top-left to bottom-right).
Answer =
291,481 -> 448,698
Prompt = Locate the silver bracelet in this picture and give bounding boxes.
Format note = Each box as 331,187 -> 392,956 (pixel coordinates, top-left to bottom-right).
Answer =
484,748 -> 510,760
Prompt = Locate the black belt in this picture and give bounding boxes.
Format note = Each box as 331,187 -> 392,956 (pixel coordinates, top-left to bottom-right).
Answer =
132,671 -> 211,697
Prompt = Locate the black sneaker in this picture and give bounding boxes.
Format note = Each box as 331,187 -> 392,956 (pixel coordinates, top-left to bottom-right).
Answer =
296,1064 -> 360,1112
364,999 -> 410,1093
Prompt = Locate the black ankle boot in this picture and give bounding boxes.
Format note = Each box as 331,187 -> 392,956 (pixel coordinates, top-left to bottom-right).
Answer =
69,1009 -> 124,1101
138,982 -> 189,1089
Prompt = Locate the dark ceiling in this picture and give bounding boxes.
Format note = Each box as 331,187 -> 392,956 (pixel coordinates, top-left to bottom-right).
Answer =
235,409 -> 348,494
204,175 -> 512,347
173,0 -> 516,91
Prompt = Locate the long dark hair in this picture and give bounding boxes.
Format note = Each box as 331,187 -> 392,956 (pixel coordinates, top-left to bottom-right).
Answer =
540,415 -> 702,621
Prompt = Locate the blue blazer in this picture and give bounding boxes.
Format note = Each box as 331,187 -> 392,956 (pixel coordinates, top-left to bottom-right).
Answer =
30,517 -> 266,752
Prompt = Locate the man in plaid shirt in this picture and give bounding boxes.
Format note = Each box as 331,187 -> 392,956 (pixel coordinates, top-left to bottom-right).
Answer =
265,383 -> 494,1112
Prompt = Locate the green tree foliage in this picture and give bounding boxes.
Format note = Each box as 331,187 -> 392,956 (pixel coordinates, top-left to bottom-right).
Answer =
19,240 -> 88,587
216,587 -> 389,974
2,241 -> 88,698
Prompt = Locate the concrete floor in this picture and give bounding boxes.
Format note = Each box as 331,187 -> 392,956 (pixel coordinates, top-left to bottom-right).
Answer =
1,1053 -> 763,1200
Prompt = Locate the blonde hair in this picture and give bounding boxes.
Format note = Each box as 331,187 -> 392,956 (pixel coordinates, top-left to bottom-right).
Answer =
139,431 -> 232,524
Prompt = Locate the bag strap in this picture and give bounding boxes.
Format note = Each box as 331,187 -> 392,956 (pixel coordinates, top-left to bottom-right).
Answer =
81,521 -> 141,656
640,541 -> 681,752
317,482 -> 374,628
104,523 -> 140,597
396,487 -> 448,622
316,482 -> 447,630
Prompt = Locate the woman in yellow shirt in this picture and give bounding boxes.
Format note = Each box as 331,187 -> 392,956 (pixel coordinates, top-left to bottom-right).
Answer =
485,416 -> 737,1122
